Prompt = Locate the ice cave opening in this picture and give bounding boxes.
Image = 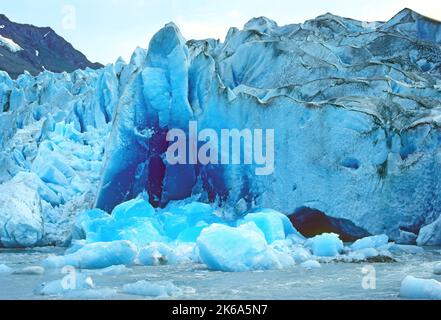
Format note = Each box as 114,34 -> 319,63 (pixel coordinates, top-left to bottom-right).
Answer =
289,207 -> 370,242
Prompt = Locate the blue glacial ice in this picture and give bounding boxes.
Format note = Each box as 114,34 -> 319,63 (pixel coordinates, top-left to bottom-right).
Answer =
0,8 -> 441,249
55,199 -> 403,272
434,263 -> 441,275
300,260 -> 322,270
43,240 -> 137,269
13,266 -> 45,275
0,264 -> 13,275
238,209 -> 304,244
93,9 -> 441,246
305,233 -> 344,257
0,175 -> 43,247
417,216 -> 441,246
35,272 -> 118,299
351,234 -> 390,251
197,223 -> 295,272
122,280 -> 184,298
137,242 -> 191,266
400,276 -> 441,300
84,265 -> 132,276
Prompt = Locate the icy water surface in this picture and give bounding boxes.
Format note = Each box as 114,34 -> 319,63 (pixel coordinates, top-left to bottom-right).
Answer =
0,247 -> 440,300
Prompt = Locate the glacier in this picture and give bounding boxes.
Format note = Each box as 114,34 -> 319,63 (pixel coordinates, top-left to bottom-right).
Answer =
0,8 -> 441,249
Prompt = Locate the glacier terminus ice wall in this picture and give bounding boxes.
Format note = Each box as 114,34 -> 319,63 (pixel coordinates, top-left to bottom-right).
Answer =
1,8 -> 441,247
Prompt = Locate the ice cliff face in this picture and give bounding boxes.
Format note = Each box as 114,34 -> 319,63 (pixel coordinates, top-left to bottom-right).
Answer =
1,8 -> 441,247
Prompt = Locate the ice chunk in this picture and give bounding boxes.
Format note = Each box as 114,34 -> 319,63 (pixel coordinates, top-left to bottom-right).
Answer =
77,206 -> 163,247
176,222 -> 208,243
306,233 -> 344,257
111,197 -> 155,220
434,263 -> 441,275
0,178 -> 43,248
197,223 -> 292,272
161,202 -> 218,240
85,265 -> 131,276
89,217 -> 164,247
73,201 -> 218,249
65,240 -> 87,254
417,217 -> 441,246
291,246 -> 313,263
239,209 -> 303,244
43,240 -> 137,269
13,266 -> 45,275
72,209 -> 109,241
0,264 -> 12,275
138,242 -> 189,266
63,288 -> 118,299
350,248 -> 380,260
400,276 -> 441,300
91,265 -> 131,276
389,244 -> 424,255
36,273 -> 95,296
12,172 -> 62,206
122,280 -> 182,298
300,260 -> 321,270
351,235 -> 389,251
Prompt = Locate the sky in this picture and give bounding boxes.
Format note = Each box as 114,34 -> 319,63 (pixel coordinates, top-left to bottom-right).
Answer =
1,0 -> 441,64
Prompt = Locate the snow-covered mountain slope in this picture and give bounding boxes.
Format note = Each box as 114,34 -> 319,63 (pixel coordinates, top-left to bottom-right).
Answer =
0,64 -> 122,246
0,14 -> 102,79
0,34 -> 23,52
1,8 -> 441,247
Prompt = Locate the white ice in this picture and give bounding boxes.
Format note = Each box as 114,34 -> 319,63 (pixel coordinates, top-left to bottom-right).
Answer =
400,276 -> 441,300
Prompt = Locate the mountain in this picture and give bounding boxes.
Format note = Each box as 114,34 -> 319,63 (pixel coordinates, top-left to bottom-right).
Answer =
0,8 -> 441,248
0,14 -> 102,79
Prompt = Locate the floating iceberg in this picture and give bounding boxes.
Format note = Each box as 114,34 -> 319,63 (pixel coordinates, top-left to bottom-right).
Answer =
43,240 -> 137,269
351,235 -> 390,251
122,280 -> 182,298
13,266 -> 45,275
291,246 -> 313,263
238,209 -> 304,244
0,264 -> 12,275
197,223 -> 294,272
400,276 -> 441,300
305,233 -> 344,257
84,265 -> 131,276
36,273 -> 95,296
349,248 -> 380,260
36,272 -> 117,299
137,242 -> 190,266
300,260 -> 321,270
44,199 -> 413,272
389,244 -> 424,255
